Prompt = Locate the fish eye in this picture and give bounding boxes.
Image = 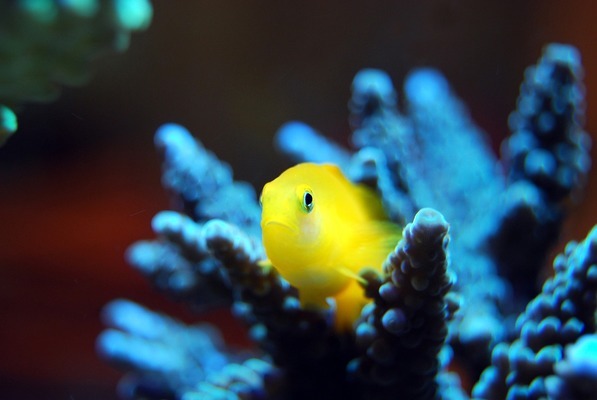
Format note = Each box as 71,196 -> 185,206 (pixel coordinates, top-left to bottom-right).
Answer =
259,195 -> 263,208
302,191 -> 313,213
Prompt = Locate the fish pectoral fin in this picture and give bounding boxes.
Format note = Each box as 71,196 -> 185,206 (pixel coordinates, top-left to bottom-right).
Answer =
335,266 -> 368,285
352,221 -> 402,247
349,221 -> 402,267
333,279 -> 370,332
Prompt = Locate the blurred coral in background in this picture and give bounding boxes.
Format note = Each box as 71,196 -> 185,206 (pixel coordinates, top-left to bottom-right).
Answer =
0,0 -> 152,144
1,1 -> 596,399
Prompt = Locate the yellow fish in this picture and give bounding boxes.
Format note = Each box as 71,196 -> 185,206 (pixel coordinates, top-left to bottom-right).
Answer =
260,162 -> 401,332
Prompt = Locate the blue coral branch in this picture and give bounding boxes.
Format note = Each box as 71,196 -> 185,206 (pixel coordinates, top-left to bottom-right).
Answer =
351,208 -> 453,400
349,69 -> 417,225
97,299 -> 231,399
491,44 -> 592,297
473,225 -> 597,399
545,334 -> 597,399
275,121 -> 352,169
155,124 -> 262,240
202,219 -> 360,400
181,358 -> 282,400
126,212 -> 231,310
503,44 -> 589,201
124,123 -> 266,310
348,67 -> 509,355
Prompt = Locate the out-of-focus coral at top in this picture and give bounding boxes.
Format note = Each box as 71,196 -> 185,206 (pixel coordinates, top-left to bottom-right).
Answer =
0,0 -> 152,144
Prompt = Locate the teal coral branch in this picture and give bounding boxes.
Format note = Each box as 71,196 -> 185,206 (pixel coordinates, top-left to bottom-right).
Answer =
0,105 -> 17,145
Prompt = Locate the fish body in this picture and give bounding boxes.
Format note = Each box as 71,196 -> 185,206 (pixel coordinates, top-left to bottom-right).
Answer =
260,162 -> 401,331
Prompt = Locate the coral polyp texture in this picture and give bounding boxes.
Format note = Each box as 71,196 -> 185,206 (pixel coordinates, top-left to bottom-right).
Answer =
98,43 -> 595,399
0,0 -> 153,144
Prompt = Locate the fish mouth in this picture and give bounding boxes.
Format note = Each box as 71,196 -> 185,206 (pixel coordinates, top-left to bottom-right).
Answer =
263,220 -> 295,233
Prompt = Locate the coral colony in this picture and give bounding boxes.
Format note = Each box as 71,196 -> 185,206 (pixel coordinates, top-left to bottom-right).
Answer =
0,0 -> 153,144
97,44 -> 596,400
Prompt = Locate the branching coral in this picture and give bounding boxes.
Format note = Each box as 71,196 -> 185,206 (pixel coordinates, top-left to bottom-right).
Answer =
0,0 -> 153,144
126,124 -> 263,311
278,43 -> 590,355
98,43 -> 594,399
473,225 -> 597,399
98,299 -> 230,399
492,44 -> 590,296
545,333 -> 597,399
350,208 -> 457,400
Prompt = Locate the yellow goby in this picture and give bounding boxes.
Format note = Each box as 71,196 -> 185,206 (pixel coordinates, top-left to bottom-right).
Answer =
260,162 -> 401,332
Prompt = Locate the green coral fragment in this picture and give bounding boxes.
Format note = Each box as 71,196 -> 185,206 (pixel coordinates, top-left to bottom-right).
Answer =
0,0 -> 153,145
0,105 -> 17,145
114,0 -> 153,31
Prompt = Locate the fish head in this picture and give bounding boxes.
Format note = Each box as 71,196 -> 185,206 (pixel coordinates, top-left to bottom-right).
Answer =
260,164 -> 327,280
260,180 -> 322,244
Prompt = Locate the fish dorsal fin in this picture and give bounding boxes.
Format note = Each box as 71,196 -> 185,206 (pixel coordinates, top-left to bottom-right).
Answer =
352,184 -> 389,219
321,163 -> 346,181
320,163 -> 387,220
